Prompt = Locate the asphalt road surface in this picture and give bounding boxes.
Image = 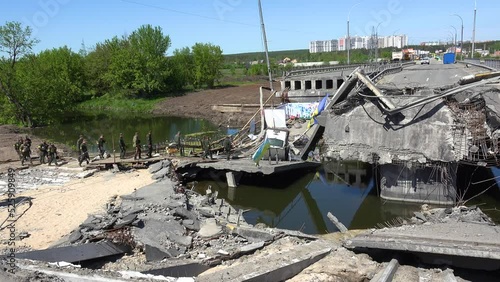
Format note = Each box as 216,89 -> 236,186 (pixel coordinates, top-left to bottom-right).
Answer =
378,59 -> 487,89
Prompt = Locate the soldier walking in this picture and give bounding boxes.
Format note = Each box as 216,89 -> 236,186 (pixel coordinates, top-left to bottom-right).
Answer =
147,131 -> 153,158
25,135 -> 32,147
119,133 -> 126,159
48,143 -> 58,166
14,137 -> 23,159
133,132 -> 141,160
77,135 -> 84,156
223,135 -> 232,160
20,139 -> 33,166
38,141 -> 48,164
201,136 -> 212,160
175,131 -> 184,156
97,134 -> 106,158
79,139 -> 90,166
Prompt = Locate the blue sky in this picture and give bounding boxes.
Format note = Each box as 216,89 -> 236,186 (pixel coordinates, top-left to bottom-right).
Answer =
0,0 -> 497,55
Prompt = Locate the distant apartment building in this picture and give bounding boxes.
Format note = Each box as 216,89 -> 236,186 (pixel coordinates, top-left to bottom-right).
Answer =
309,40 -> 339,53
420,41 -> 444,46
310,35 -> 407,53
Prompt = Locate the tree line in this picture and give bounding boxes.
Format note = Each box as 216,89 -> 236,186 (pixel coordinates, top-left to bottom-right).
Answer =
0,22 -> 224,127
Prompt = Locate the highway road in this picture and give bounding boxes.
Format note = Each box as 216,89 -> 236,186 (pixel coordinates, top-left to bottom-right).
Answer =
377,59 -> 487,89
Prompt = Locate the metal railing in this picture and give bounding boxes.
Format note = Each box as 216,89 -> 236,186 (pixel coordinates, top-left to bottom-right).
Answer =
462,58 -> 500,71
284,62 -> 408,78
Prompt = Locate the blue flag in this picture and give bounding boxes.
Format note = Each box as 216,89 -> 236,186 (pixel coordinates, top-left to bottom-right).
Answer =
308,93 -> 329,129
252,138 -> 271,166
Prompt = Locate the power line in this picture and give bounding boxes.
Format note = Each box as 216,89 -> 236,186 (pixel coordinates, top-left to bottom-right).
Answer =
121,0 -> 315,35
121,0 -> 256,27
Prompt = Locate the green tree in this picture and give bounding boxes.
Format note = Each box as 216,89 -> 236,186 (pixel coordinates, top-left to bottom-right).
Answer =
15,47 -> 85,125
128,24 -> 171,96
192,43 -> 224,88
84,25 -> 172,98
0,21 -> 39,126
169,47 -> 194,90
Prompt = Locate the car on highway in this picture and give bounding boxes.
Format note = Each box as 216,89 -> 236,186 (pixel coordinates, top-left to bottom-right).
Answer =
421,57 -> 430,65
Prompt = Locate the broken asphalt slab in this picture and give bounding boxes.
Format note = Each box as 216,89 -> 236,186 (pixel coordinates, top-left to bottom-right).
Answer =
345,221 -> 500,270
197,240 -> 332,282
12,241 -> 130,263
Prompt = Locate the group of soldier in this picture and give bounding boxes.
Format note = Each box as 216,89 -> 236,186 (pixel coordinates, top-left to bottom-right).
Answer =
14,130 -> 234,168
13,136 -> 59,166
76,131 -> 156,166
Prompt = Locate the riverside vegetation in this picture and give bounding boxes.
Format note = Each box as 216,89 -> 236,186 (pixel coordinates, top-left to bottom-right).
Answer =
0,21 -> 225,126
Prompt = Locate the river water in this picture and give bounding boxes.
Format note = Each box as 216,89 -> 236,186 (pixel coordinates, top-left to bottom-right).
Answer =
32,114 -> 217,154
33,115 -> 500,234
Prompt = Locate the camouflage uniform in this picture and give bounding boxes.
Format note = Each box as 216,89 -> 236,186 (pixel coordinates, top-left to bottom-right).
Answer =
97,135 -> 106,158
14,138 -> 23,159
79,141 -> 90,166
38,142 -> 48,164
133,133 -> 141,160
119,134 -> 126,159
20,141 -> 33,166
147,131 -> 153,158
48,144 -> 58,166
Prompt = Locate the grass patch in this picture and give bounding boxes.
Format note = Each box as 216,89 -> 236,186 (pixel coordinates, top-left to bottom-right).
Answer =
77,96 -> 166,114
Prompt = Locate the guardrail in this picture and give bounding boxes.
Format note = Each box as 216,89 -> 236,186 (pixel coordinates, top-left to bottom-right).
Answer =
461,59 -> 500,71
285,64 -> 362,77
285,62 -> 408,78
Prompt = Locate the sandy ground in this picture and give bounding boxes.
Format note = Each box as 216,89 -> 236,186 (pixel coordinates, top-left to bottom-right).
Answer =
0,165 -> 156,250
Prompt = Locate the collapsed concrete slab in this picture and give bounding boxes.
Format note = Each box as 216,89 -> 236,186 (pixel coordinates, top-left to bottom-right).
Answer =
345,221 -> 500,270
197,240 -> 332,282
13,241 -> 130,264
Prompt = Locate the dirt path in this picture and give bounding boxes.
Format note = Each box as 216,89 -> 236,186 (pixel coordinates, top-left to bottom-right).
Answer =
0,167 -> 155,250
0,125 -> 72,172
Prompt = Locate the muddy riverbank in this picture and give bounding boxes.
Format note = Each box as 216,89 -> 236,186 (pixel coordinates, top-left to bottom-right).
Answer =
152,81 -> 282,128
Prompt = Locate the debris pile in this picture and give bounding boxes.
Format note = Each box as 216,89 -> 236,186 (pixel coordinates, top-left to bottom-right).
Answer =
410,203 -> 494,225
11,159 -> 320,277
0,167 -> 85,193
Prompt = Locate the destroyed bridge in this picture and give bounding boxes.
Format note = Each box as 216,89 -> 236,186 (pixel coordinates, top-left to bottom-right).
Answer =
279,60 -> 500,205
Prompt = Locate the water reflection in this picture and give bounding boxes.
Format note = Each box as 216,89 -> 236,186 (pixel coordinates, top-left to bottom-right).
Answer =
195,160 -> 424,234
32,114 -> 216,154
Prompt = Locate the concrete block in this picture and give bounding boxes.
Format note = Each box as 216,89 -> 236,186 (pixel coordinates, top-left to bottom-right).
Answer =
145,244 -> 178,261
182,219 -> 201,231
114,213 -> 137,229
148,162 -> 163,174
174,207 -> 197,220
151,167 -> 169,180
226,172 -> 237,187
239,241 -> 265,254
370,258 -> 399,282
233,227 -> 274,243
68,230 -> 82,244
198,219 -> 222,238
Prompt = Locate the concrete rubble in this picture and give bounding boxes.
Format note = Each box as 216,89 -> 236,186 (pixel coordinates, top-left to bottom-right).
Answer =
0,166 -> 89,194
4,159 -> 500,281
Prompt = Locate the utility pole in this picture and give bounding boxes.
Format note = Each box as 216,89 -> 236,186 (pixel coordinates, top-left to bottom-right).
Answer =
452,14 -> 464,60
258,0 -> 273,91
347,3 -> 361,65
472,0 -> 477,58
375,22 -> 382,63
